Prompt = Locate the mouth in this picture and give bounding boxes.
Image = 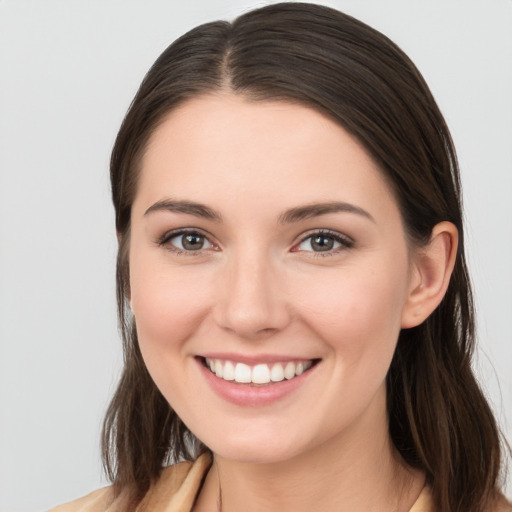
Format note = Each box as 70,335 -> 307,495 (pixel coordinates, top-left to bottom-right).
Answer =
200,357 -> 319,386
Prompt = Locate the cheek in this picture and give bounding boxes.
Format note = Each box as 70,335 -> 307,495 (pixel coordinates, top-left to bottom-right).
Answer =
292,260 -> 409,361
129,251 -> 213,356
129,260 -> 216,414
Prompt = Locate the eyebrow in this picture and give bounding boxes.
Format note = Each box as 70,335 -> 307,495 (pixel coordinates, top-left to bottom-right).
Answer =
277,201 -> 375,225
144,198 -> 374,224
144,199 -> 223,221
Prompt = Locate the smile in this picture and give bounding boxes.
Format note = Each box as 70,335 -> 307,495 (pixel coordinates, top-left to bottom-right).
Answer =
204,357 -> 315,385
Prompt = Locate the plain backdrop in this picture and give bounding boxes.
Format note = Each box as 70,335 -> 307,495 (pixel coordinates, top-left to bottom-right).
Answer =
0,1 -> 511,510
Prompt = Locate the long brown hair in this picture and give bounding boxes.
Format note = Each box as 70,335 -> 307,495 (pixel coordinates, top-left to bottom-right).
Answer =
103,3 -> 508,510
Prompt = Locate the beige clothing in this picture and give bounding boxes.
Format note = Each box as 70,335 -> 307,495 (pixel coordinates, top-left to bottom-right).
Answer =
50,452 -> 434,512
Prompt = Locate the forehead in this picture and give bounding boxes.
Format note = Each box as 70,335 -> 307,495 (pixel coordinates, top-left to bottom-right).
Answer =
135,94 -> 399,221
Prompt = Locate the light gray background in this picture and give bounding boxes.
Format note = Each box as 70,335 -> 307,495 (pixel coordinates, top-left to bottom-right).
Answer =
0,1 -> 511,510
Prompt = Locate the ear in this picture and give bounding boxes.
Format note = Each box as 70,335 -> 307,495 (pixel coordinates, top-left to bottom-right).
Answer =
401,221 -> 458,329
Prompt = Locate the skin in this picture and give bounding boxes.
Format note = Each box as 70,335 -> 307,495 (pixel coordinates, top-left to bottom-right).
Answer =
129,94 -> 457,512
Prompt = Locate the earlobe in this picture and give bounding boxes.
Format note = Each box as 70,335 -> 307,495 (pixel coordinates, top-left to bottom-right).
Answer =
401,221 -> 458,329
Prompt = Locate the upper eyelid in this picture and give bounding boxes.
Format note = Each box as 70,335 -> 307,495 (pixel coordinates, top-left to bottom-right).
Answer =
157,227 -> 353,250
159,227 -> 215,243
296,229 -> 353,244
157,229 -> 217,256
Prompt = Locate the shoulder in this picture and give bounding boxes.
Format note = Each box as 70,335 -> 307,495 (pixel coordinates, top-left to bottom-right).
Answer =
48,486 -> 114,512
48,453 -> 212,512
137,452 -> 212,511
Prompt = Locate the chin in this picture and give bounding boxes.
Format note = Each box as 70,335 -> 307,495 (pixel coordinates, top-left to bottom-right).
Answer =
196,425 -> 316,465
210,444 -> 300,465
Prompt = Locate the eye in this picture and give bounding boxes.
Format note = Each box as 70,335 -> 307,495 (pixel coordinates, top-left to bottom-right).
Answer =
294,230 -> 353,254
159,230 -> 215,254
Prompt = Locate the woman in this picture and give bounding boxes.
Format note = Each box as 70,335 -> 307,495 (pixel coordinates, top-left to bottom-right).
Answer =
52,3 -> 510,511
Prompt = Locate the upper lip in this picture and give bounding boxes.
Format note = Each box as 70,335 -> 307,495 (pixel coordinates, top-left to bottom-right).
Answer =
198,353 -> 319,365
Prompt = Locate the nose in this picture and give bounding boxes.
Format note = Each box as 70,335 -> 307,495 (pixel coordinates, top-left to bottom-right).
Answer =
213,248 -> 291,340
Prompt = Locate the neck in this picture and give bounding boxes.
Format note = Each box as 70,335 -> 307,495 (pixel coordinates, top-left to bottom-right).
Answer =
194,390 -> 425,512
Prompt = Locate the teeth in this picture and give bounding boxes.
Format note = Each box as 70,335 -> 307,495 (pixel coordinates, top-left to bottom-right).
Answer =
214,360 -> 223,378
223,360 -> 235,381
284,362 -> 296,380
270,363 -> 284,382
252,364 -> 270,384
205,358 -> 314,385
234,362 -> 252,383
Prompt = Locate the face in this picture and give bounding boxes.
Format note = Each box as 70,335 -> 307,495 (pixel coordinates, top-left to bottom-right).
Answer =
129,94 -> 417,464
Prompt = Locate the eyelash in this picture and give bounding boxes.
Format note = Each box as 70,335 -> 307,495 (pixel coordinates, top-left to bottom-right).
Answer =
157,228 -> 354,257
157,229 -> 216,257
293,229 -> 354,257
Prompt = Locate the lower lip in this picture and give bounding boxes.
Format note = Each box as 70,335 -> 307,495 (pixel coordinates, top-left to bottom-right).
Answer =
197,359 -> 316,407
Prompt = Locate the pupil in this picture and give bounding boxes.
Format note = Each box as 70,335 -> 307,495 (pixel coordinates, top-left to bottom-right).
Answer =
312,235 -> 333,251
183,234 -> 203,250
